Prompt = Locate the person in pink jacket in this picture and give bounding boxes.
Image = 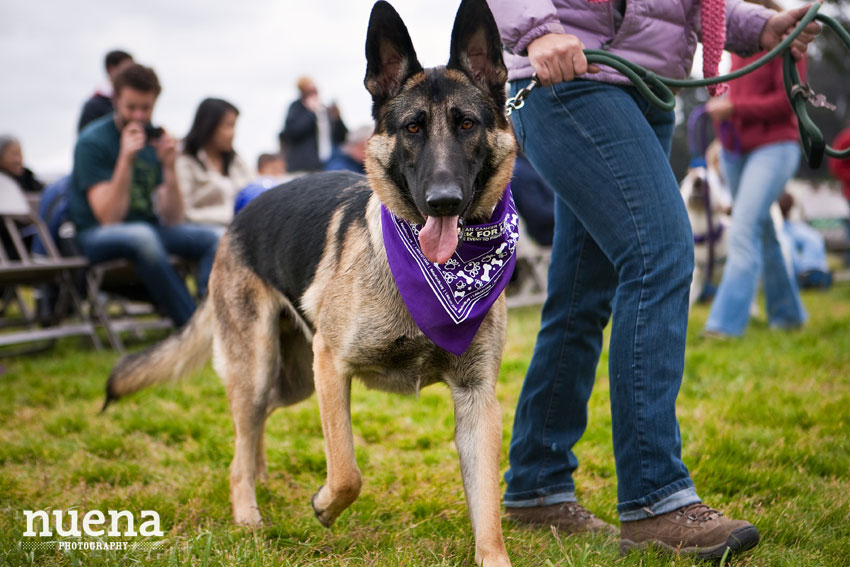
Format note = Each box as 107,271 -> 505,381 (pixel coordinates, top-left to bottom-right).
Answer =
487,0 -> 820,559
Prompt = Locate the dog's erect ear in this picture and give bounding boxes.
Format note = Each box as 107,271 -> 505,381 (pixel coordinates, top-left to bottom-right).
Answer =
447,0 -> 508,106
364,1 -> 423,114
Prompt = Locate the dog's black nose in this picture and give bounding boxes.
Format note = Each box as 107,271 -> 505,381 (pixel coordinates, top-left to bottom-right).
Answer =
425,184 -> 463,216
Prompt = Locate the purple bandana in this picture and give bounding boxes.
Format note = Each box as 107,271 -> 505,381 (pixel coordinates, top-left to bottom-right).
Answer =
380,185 -> 518,355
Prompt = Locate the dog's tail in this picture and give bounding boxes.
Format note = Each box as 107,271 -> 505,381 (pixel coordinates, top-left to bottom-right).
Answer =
102,297 -> 215,412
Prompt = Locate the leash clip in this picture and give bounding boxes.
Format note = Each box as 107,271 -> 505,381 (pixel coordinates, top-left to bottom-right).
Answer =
505,75 -> 540,117
790,83 -> 837,111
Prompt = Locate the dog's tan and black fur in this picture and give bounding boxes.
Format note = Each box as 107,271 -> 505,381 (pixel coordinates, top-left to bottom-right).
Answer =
104,1 -> 516,565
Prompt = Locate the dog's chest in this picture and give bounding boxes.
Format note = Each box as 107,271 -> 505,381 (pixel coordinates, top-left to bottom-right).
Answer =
349,334 -> 446,394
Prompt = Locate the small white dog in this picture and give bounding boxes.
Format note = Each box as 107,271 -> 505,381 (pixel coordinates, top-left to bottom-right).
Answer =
680,165 -> 731,308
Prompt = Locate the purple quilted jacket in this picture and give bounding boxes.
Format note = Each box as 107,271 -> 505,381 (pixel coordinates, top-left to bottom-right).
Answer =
487,0 -> 774,84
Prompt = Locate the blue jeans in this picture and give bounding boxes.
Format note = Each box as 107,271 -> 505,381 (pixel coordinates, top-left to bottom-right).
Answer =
77,221 -> 222,327
505,79 -> 699,521
705,142 -> 806,336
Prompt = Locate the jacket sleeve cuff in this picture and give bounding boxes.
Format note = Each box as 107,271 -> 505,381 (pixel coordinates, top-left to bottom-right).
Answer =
513,21 -> 567,57
725,0 -> 774,56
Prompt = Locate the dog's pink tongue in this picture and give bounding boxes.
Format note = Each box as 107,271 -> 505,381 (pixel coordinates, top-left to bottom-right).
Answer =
419,215 -> 459,264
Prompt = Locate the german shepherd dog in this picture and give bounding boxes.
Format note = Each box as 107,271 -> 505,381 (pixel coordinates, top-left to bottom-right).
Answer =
104,0 -> 516,565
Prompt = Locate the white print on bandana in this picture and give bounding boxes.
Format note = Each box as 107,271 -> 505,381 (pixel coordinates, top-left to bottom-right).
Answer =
391,205 -> 519,324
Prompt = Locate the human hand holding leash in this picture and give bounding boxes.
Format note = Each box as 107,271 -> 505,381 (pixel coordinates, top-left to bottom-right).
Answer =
761,4 -> 822,59
526,33 -> 600,86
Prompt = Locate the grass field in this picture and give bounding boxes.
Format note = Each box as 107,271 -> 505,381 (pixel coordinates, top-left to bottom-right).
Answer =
1,281 -> 849,566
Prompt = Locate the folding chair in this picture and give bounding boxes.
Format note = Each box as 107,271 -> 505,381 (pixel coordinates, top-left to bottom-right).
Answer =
0,175 -> 101,355
84,257 -> 191,354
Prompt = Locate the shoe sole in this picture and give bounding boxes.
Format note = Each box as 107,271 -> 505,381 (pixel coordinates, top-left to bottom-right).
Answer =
505,514 -> 618,536
620,525 -> 760,561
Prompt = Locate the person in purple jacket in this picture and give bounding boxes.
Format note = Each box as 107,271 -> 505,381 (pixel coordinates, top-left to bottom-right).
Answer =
487,0 -> 820,559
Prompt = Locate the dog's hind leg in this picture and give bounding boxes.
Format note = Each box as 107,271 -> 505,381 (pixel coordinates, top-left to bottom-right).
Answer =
310,331 -> 362,528
228,397 -> 269,526
450,380 -> 511,567
211,268 -> 281,526
255,411 -> 271,484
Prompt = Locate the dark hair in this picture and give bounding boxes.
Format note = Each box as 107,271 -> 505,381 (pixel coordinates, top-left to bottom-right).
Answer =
113,64 -> 162,97
257,153 -> 283,171
104,49 -> 133,71
183,98 -> 240,175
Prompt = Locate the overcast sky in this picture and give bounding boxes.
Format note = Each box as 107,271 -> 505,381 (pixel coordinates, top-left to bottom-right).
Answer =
3,0 -> 814,179
0,0 -> 465,177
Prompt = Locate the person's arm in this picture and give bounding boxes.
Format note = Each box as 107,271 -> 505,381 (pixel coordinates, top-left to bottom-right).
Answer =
758,4 -> 821,59
725,0 -> 821,59
175,153 -> 197,206
86,121 -> 145,225
175,153 -> 206,223
486,0 -> 564,56
488,0 -> 599,86
175,159 -> 232,225
181,202 -> 233,225
153,132 -> 184,226
724,0 -> 775,55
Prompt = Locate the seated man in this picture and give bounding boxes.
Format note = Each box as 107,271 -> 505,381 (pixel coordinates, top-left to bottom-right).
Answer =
68,63 -> 220,328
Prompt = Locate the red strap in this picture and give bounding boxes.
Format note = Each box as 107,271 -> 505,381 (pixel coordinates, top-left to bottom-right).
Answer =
701,0 -> 728,96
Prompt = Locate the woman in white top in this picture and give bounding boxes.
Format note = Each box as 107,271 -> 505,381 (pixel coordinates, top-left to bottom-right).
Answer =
176,98 -> 253,226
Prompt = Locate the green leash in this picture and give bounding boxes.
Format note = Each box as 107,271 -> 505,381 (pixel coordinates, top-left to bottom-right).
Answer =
505,1 -> 850,168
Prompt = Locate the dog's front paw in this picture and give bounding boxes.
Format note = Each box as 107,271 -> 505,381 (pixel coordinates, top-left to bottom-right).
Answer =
477,552 -> 512,567
233,506 -> 262,527
311,486 -> 336,528
310,479 -> 362,528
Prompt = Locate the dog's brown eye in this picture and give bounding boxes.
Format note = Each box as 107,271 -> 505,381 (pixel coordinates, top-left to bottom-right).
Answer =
461,118 -> 475,130
406,123 -> 420,134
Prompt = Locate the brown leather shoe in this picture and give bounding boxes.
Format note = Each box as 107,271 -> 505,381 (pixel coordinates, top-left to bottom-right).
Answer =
505,502 -> 617,535
620,502 -> 760,560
